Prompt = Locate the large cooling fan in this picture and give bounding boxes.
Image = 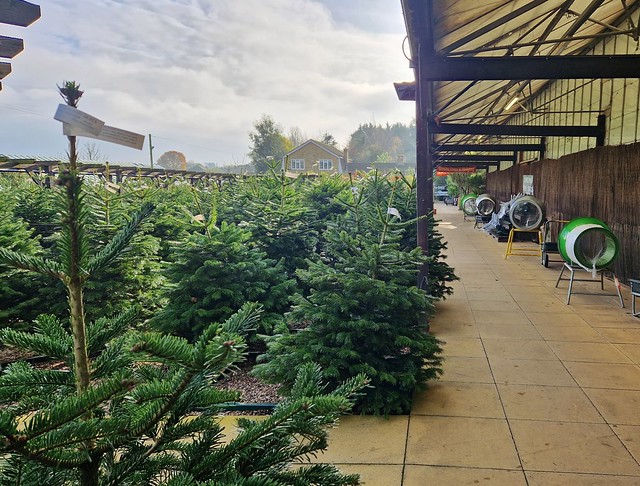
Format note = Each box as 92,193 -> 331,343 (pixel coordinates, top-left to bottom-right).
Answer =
508,196 -> 545,230
475,194 -> 496,216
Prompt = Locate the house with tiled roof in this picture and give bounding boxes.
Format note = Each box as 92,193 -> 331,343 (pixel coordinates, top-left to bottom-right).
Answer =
282,140 -> 348,175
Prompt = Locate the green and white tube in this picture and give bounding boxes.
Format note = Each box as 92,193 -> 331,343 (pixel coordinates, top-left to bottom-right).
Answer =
558,217 -> 619,274
461,193 -> 478,216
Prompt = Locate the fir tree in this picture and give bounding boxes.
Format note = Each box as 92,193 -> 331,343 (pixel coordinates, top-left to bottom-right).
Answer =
300,175 -> 351,227
394,173 -> 458,299
254,175 -> 443,415
0,82 -> 366,485
10,176 -> 59,242
151,221 -> 297,342
219,170 -> 318,277
0,182 -> 45,327
147,181 -> 219,262
82,180 -> 166,321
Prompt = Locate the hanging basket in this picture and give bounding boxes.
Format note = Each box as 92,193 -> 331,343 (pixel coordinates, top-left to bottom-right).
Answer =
461,193 -> 478,216
475,194 -> 496,216
509,195 -> 545,230
558,217 -> 619,270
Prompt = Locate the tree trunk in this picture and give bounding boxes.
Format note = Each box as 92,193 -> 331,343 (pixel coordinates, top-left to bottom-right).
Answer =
79,454 -> 100,486
68,279 -> 90,392
65,133 -> 91,392
66,133 -> 97,481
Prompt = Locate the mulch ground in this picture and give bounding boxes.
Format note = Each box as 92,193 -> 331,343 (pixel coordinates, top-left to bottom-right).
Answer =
0,346 -> 282,414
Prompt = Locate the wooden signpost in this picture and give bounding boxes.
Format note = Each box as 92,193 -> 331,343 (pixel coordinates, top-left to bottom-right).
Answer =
0,61 -> 10,79
0,0 -> 40,89
63,123 -> 146,151
0,0 -> 41,27
55,104 -> 146,151
0,36 -> 23,58
54,104 -> 105,136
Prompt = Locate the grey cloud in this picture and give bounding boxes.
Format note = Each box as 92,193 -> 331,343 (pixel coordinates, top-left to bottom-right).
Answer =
1,0 -> 414,165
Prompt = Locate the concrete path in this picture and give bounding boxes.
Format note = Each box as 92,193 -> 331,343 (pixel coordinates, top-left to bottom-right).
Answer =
320,201 -> 640,485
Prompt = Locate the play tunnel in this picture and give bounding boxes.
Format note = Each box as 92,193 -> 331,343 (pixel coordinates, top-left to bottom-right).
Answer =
558,217 -> 620,271
461,193 -> 478,216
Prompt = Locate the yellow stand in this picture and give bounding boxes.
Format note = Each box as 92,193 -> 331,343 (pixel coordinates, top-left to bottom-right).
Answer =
504,228 -> 543,260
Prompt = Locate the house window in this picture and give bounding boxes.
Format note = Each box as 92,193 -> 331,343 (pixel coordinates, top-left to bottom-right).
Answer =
290,159 -> 305,170
318,159 -> 333,171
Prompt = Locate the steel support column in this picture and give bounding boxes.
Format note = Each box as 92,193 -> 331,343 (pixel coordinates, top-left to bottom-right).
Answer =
412,1 -> 434,290
596,114 -> 606,146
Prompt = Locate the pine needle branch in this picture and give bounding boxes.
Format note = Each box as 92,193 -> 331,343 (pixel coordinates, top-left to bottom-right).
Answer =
0,328 -> 71,361
0,248 -> 64,279
18,376 -> 129,442
84,202 -> 154,277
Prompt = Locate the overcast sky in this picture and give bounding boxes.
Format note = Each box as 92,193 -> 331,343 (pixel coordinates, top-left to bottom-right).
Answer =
1,0 -> 414,166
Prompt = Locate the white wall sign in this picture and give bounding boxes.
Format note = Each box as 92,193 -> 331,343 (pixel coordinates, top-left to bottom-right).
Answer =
523,174 -> 534,195
63,123 -> 145,150
54,104 -> 104,136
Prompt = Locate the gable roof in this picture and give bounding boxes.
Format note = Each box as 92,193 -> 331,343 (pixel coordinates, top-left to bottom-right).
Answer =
285,139 -> 345,160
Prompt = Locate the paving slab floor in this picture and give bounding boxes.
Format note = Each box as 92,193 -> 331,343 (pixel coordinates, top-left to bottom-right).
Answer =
315,201 -> 640,485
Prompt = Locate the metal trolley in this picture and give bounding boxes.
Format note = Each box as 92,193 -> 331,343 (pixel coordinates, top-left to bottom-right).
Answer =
541,219 -> 569,267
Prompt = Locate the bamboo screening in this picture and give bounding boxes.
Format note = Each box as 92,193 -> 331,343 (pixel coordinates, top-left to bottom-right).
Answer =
486,142 -> 640,284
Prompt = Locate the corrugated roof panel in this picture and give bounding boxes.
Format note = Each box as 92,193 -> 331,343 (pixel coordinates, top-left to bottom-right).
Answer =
401,0 -> 639,140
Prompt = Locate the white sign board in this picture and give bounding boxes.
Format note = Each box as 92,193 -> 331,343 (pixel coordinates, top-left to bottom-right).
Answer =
523,174 -> 534,195
54,104 -> 104,136
63,123 -> 145,150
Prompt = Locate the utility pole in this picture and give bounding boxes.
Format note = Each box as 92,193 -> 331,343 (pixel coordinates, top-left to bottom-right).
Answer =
148,134 -> 154,169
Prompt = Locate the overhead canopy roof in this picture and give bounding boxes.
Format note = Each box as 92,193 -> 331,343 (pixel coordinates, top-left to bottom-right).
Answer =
399,0 -> 640,151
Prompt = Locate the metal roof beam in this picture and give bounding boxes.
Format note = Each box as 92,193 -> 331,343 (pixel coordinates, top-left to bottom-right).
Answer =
528,0 -> 575,56
432,143 -> 544,152
423,55 -> 640,80
428,121 -> 602,138
444,81 -> 513,119
434,154 -> 515,162
555,0 -> 606,53
452,29 -> 637,55
435,161 -> 500,167
441,0 -> 549,54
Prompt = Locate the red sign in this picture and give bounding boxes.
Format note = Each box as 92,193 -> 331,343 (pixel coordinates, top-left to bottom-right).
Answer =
436,166 -> 477,176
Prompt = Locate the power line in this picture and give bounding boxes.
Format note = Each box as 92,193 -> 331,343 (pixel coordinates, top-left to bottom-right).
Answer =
0,103 -> 50,117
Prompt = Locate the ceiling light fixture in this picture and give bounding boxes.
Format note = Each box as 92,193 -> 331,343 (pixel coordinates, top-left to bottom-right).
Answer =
504,96 -> 520,111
